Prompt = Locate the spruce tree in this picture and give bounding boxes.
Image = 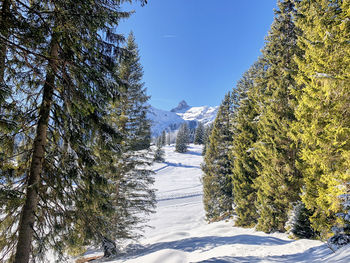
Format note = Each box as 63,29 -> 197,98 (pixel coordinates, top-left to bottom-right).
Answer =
252,0 -> 303,233
285,202 -> 315,239
161,130 -> 166,146
166,132 -> 171,145
328,188 -> 350,249
154,137 -> 165,162
0,1 -> 148,262
194,122 -> 205,145
175,123 -> 189,153
293,0 -> 350,235
202,124 -> 213,156
108,31 -> 155,246
230,61 -> 264,227
202,92 -> 234,221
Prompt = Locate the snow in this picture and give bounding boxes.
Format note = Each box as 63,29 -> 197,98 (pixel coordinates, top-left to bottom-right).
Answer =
148,102 -> 218,137
175,106 -> 219,125
147,106 -> 185,137
72,144 -> 350,263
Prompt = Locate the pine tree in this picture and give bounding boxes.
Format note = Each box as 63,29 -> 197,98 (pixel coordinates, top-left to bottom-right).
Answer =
0,1 -> 148,262
293,0 -> 350,235
107,31 -> 155,248
202,92 -> 234,221
285,201 -> 315,239
202,124 -> 213,156
175,123 -> 189,153
161,130 -> 166,146
194,122 -> 205,145
166,132 -> 171,145
230,60 -> 264,227
328,188 -> 350,250
154,137 -> 165,162
253,0 -> 303,233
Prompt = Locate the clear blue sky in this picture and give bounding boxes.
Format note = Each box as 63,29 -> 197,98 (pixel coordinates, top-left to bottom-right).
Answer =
119,0 -> 277,110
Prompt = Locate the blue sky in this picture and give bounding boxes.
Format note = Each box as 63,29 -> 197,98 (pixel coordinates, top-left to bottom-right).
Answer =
119,0 -> 277,110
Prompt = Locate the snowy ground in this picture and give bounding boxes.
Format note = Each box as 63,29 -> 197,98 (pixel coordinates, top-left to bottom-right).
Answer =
78,144 -> 349,263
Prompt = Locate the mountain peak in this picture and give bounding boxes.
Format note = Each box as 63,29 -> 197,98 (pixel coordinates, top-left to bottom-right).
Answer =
171,100 -> 190,112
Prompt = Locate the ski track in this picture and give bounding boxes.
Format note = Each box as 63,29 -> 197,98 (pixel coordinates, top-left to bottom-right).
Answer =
76,144 -> 349,263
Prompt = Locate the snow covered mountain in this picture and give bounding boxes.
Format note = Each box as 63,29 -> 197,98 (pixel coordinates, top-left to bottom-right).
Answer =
147,100 -> 219,137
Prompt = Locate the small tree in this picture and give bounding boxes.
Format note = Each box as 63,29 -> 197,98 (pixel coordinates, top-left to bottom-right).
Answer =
285,202 -> 315,239
194,122 -> 205,145
166,132 -> 171,145
328,190 -> 350,250
175,123 -> 189,153
161,130 -> 166,146
154,137 -> 165,162
202,124 -> 213,156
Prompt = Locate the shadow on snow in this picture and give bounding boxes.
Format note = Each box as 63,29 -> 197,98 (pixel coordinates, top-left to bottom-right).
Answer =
194,244 -> 330,263
111,235 -> 304,261
153,161 -> 200,172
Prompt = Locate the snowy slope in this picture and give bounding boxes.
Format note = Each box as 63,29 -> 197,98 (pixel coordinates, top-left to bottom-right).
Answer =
147,106 -> 185,137
176,105 -> 218,124
148,101 -> 218,137
75,144 -> 349,263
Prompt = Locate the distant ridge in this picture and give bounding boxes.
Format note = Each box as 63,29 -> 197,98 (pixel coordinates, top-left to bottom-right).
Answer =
147,100 -> 218,137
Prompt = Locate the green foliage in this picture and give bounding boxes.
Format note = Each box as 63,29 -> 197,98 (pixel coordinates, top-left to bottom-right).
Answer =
293,0 -> 350,235
0,1 -> 151,262
230,61 -> 263,227
328,189 -> 350,249
285,202 -> 316,239
161,130 -> 166,146
203,0 -> 349,239
194,122 -> 205,145
253,0 -> 303,233
107,31 -> 156,244
202,92 -> 234,221
154,137 -> 165,162
202,124 -> 213,156
175,123 -> 189,153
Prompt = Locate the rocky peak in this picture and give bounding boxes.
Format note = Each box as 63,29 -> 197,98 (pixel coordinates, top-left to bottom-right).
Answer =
170,100 -> 190,112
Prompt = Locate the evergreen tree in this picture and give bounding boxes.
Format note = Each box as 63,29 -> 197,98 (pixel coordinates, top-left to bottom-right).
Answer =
0,1 -> 148,262
202,92 -> 234,221
108,31 -> 155,247
194,122 -> 205,145
293,0 -> 350,235
328,188 -> 350,250
175,123 -> 189,153
285,202 -> 315,239
230,61 -> 264,227
166,132 -> 171,145
253,0 -> 303,233
202,124 -> 213,156
161,130 -> 166,146
154,137 -> 165,162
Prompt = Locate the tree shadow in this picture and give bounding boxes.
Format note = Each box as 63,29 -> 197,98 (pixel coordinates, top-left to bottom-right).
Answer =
154,162 -> 200,172
184,150 -> 202,156
194,244 -> 330,263
115,235 -> 295,261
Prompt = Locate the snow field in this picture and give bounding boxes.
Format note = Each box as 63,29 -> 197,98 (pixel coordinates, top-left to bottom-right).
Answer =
80,144 -> 349,263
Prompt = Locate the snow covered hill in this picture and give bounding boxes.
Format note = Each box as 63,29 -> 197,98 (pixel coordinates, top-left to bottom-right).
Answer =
147,106 -> 185,137
77,144 -> 349,263
148,101 -> 218,137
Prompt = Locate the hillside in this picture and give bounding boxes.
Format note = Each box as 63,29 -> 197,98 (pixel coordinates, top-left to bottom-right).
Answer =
148,101 -> 218,137
77,145 -> 349,263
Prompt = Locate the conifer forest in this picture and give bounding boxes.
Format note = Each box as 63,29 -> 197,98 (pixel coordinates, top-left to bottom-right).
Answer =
1,0 -> 350,262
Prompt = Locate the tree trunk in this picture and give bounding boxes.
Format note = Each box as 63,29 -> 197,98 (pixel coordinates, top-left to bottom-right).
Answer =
14,38 -> 59,263
0,0 -> 11,83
